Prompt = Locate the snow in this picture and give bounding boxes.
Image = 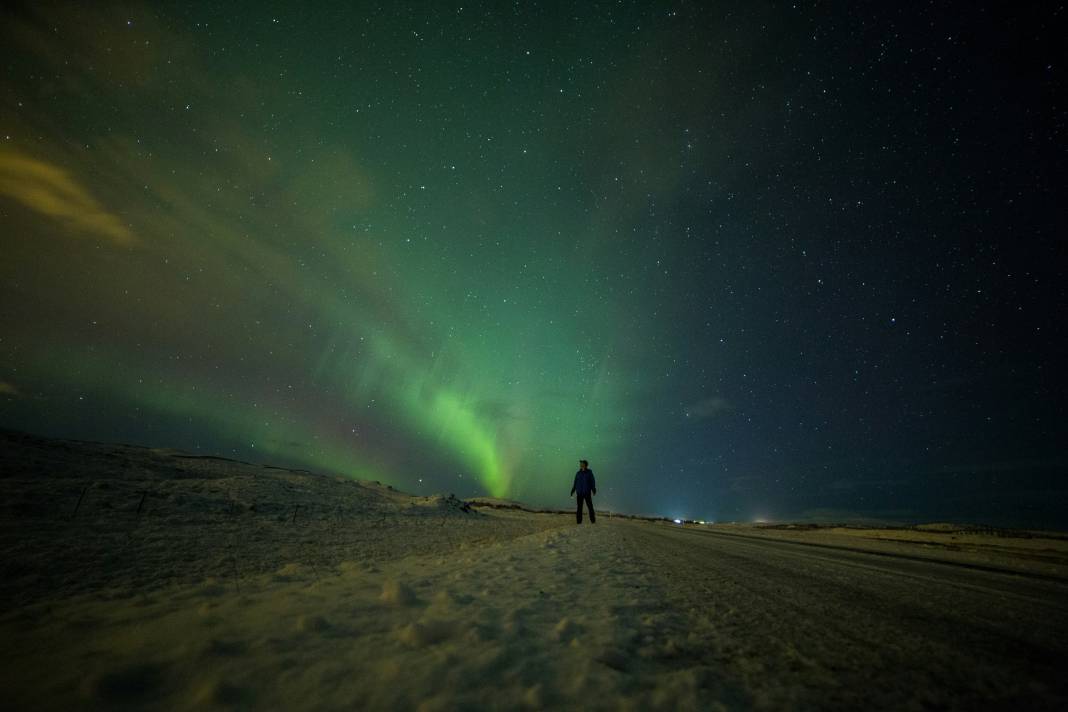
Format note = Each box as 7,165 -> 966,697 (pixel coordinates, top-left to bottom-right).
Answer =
2,430 -> 1067,710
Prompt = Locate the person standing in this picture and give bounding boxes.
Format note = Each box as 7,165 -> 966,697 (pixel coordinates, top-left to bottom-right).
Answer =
571,459 -> 596,524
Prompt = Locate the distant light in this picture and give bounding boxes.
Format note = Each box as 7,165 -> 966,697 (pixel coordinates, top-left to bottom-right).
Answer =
698,520 -> 706,525
673,518 -> 682,524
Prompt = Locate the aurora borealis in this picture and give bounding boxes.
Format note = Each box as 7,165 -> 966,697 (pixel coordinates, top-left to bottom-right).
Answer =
1,3 -> 1065,526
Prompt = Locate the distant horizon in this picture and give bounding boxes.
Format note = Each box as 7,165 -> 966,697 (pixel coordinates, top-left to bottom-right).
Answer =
5,425 -> 1063,533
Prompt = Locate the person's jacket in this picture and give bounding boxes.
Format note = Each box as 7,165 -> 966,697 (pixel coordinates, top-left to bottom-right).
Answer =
571,469 -> 596,496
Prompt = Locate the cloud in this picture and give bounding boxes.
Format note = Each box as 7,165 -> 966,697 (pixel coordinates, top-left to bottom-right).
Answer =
0,151 -> 136,246
684,395 -> 732,420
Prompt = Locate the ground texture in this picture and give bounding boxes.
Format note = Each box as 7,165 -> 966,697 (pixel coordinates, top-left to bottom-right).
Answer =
2,431 -> 1067,710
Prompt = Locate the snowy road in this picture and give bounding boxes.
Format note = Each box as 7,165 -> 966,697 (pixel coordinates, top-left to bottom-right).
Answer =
5,507 -> 1068,710
603,520 -> 1068,709
6,432 -> 1067,710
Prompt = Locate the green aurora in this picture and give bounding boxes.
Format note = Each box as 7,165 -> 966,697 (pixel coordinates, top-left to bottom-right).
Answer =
1,3 -> 648,505
3,3 -> 1065,525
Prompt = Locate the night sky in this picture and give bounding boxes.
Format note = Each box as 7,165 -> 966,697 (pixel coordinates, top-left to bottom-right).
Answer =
2,2 -> 1065,527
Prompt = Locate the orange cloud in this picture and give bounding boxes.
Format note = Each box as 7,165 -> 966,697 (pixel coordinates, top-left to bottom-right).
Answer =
0,151 -> 136,246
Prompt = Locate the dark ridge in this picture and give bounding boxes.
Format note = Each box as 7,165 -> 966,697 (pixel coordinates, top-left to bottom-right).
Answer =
262,465 -> 314,474
465,498 -> 676,523
172,454 -> 257,467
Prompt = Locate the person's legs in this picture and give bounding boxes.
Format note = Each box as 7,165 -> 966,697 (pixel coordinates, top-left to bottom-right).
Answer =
576,495 -> 583,524
585,493 -> 596,523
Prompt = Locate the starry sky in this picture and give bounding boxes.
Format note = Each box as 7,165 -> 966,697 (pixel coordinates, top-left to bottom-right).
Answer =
1,2 -> 1065,527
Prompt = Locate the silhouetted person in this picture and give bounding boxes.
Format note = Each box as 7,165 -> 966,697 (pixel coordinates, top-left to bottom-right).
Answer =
571,459 -> 596,524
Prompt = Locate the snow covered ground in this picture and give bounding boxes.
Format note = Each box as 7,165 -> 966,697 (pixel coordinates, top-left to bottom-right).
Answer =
2,430 -> 1067,710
